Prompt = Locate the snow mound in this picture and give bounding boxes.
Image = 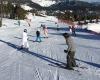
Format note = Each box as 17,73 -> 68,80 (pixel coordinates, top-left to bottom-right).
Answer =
87,23 -> 100,33
21,4 -> 32,11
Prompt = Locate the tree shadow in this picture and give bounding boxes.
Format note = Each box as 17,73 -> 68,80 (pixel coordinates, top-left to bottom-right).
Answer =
49,32 -> 63,36
0,39 -> 66,68
47,26 -> 89,32
77,44 -> 100,50
75,28 -> 89,33
47,27 -> 100,40
76,58 -> 100,68
47,27 -> 69,31
76,33 -> 100,40
22,50 -> 66,68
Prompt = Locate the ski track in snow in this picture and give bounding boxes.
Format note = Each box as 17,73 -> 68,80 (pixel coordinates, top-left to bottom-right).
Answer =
0,16 -> 100,80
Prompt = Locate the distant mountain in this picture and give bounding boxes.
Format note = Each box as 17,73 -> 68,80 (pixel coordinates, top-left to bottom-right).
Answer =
49,1 -> 100,10
92,2 -> 100,5
3,0 -> 100,11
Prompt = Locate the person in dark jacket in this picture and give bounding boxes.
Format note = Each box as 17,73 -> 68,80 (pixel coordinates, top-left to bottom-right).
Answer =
35,29 -> 42,42
63,33 -> 77,70
71,26 -> 76,36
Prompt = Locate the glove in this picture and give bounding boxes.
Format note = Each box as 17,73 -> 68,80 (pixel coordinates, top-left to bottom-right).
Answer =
64,50 -> 68,53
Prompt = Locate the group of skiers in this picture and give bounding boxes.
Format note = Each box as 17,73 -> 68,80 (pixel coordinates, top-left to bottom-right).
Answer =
20,24 -> 48,50
20,23 -> 77,70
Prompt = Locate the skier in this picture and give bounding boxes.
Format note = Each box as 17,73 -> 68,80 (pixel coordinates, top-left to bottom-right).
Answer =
18,20 -> 20,26
63,33 -> 77,70
43,25 -> 48,38
25,12 -> 32,27
20,29 -> 29,50
55,22 -> 59,31
40,24 -> 43,28
27,20 -> 31,27
71,26 -> 76,36
69,25 -> 72,33
35,29 -> 42,42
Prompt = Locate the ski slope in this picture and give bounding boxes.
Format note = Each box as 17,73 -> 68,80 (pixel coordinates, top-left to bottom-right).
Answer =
0,16 -> 100,80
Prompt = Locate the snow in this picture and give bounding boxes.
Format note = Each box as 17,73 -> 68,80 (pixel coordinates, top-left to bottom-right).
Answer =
82,23 -> 100,33
31,0 -> 56,7
87,23 -> 100,33
0,15 -> 100,80
21,5 -> 32,11
26,12 -> 33,20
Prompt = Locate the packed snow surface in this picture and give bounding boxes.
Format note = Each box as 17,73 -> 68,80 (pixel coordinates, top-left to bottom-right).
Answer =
0,16 -> 100,80
87,23 -> 100,33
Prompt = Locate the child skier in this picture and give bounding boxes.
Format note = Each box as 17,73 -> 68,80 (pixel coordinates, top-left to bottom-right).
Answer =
55,22 -> 59,31
18,20 -> 20,26
71,26 -> 76,36
43,25 -> 48,38
35,29 -> 42,42
69,26 -> 72,33
20,29 -> 29,50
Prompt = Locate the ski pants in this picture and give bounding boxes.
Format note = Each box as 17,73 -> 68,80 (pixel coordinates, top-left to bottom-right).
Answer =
66,51 -> 76,68
22,41 -> 29,48
35,36 -> 42,42
44,32 -> 48,37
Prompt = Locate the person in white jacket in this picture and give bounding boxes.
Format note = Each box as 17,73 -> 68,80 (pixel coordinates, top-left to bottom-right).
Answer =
20,29 -> 29,50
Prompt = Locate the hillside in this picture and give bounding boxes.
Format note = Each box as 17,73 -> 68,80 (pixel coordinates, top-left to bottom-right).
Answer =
4,0 -> 43,10
49,1 -> 99,10
0,16 -> 100,80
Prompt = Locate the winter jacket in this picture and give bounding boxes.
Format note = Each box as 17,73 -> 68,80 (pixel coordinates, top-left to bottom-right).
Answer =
22,32 -> 28,42
65,36 -> 76,52
36,31 -> 40,37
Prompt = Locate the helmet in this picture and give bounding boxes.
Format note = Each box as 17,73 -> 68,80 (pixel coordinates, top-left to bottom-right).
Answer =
63,33 -> 70,38
24,29 -> 27,32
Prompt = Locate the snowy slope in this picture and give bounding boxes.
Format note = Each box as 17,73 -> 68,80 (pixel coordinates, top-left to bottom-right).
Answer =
0,16 -> 100,80
31,0 -> 56,7
81,23 -> 100,33
86,23 -> 100,33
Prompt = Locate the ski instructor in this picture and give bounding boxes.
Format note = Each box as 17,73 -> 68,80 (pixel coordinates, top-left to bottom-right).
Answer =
63,33 -> 77,70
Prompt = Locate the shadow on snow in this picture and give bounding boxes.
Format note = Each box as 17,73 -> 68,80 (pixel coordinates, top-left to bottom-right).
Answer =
48,27 -> 100,40
76,58 -> 100,68
76,33 -> 100,40
0,39 -> 100,68
0,39 -> 66,68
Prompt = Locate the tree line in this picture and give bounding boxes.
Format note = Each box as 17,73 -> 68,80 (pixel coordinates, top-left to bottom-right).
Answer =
0,2 -> 27,20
